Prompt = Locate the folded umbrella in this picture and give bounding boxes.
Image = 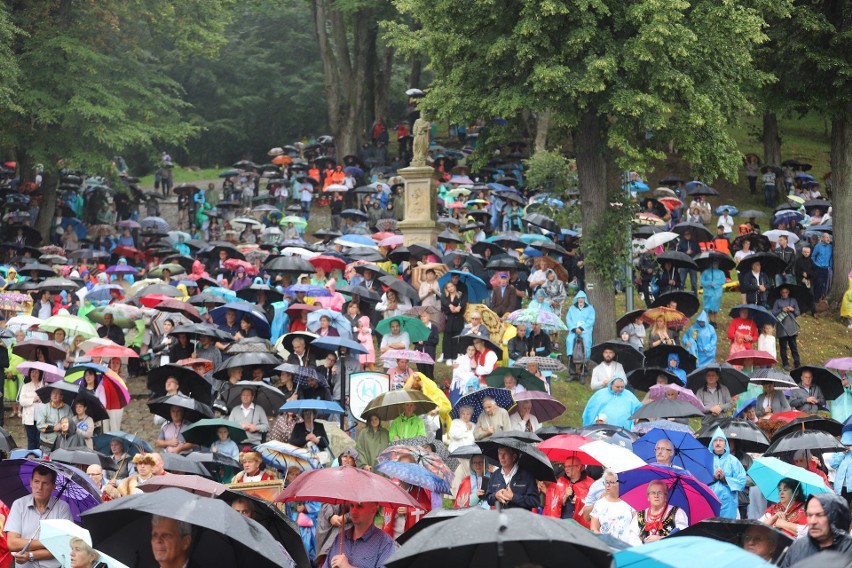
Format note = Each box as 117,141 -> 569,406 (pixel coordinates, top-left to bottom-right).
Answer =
618,465 -> 720,523
632,428 -> 715,485
476,436 -> 556,482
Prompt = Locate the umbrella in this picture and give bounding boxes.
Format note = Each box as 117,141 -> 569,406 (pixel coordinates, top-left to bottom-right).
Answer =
643,345 -> 697,373
17,361 -> 65,384
614,536 -> 774,568
380,349 -> 435,365
670,518 -> 792,563
256,441 -> 321,472
361,389 -> 437,421
437,270 -> 489,303
376,315 -> 432,343
626,367 -> 681,391
749,367 -> 796,387
736,252 -> 787,277
180,418 -> 248,447
310,336 -> 368,355
136,474 -> 228,498
264,255 -> 315,274
377,445 -> 453,486
277,465 -> 422,510
632,420 -> 695,435
388,437 -> 458,471
452,334 -> 502,356
147,394 -> 213,423
825,357 -> 852,371
640,231 -> 679,252
187,452 -> 241,476
695,417 -> 770,453
94,431 -> 153,457
726,349 -> 778,368
577,424 -> 639,449
0,459 -> 102,522
394,508 -> 476,546
772,415 -> 843,440
630,399 -> 703,421
210,303 -> 271,339
764,229 -> 800,245
39,314 -> 98,339
477,436 -> 556,482
618,465 -> 720,523
766,284 -> 815,315
50,448 -> 118,471
655,250 -> 698,271
306,309 -> 353,339
375,460 -> 451,494
685,182 -> 719,196
449,388 -> 515,422
671,222 -> 713,242
147,364 -> 212,405
86,305 -> 144,328
694,250 -> 736,272
13,338 -> 67,361
81,488 -> 296,568
522,213 -> 561,234
513,356 -> 566,373
537,434 -> 600,465
589,341 -> 645,372
226,337 -> 276,355
748,456 -> 832,502
39,519 -> 129,568
224,381 -> 287,415
159,453 -> 213,477
769,410 -> 807,423
510,391 -> 566,422
764,429 -> 844,459
279,399 -> 345,415
686,364 -> 750,397
649,291 -> 700,318
387,507 -> 612,568
36,381 -> 82,406
648,384 -> 705,412
378,276 -> 420,302
789,365 -> 844,400
504,308 -> 568,332
577,440 -> 646,472
486,367 -> 548,392
633,429 -> 715,485
639,306 -> 690,328
85,343 -> 139,359
0,426 -> 17,453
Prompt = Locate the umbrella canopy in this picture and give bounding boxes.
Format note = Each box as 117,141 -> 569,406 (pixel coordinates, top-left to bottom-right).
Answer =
790,365 -> 845,400
376,445 -> 453,487
686,364 -> 750,397
513,356 -> 566,373
655,250 -> 698,271
93,431 -> 153,457
537,434 -> 600,465
18,361 -> 66,384
451,334 -> 502,356
671,222 -> 713,242
449,387 -> 515,422
766,284 -> 815,315
306,308 -> 353,339
772,416 -> 843,440
13,338 -> 67,361
626,368 -> 681,391
643,345 -> 697,373
147,394 -> 214,423
256,441 -> 321,472
39,519 -> 129,568
50,448 -> 118,471
639,306 -> 690,328
577,440 -> 647,472
311,335 -> 369,355
0,426 -> 18,453
614,536 -> 774,568
736,252 -> 787,277
136,474 -> 227,498
630,399 -> 703,421
476,436 -> 556,482
86,304 -> 145,328
81,488 -> 295,568
361,389 -> 437,421
212,352 -> 282,382
648,384 -> 705,412
485,366 -> 548,392
39,314 -> 98,339
578,424 -> 639,449
824,357 -> 852,371
695,418 -> 770,453
764,429 -> 844,459
670,518 -> 792,563
0,459 -> 102,522
589,341 -> 645,372
633,420 -> 696,435
224,381 -> 287,415
36,381 -> 83,406
210,303 -> 271,339
160,453 -> 213,477
147,364 -> 212,405
180,418 -> 248,447
649,291 -> 700,318
726,349 -> 778,368
380,349 -> 435,364
749,367 -> 796,387
748,456 -> 832,503
437,270 -> 489,303
618,465 -> 720,523
640,231 -> 679,252
633,428 -> 715,485
694,250 -> 736,272
279,399 -> 345,415
505,308 -> 568,332
510,391 -> 566,422
374,460 -> 451,494
386,507 -> 612,568
277,465 -> 422,509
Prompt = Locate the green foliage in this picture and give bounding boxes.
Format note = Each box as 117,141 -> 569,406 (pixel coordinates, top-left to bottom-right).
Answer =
583,197 -> 638,285
524,150 -> 575,195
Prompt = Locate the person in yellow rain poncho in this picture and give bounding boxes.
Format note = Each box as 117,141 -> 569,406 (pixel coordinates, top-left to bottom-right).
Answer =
404,372 -> 452,435
842,269 -> 852,329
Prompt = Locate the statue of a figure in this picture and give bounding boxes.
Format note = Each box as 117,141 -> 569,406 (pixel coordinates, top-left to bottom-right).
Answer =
411,112 -> 430,167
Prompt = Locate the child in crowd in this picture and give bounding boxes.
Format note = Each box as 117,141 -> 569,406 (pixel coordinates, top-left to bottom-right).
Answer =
757,323 -> 777,361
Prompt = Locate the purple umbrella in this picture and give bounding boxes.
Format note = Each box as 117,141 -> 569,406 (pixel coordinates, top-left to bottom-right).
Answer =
281,284 -> 332,297
825,357 -> 852,371
619,464 -> 720,524
0,459 -> 102,522
105,265 -> 139,275
510,391 -> 566,422
648,383 -> 706,412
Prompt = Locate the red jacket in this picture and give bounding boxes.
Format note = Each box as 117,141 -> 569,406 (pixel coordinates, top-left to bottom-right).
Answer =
382,482 -> 431,538
727,317 -> 758,350
541,473 -> 594,528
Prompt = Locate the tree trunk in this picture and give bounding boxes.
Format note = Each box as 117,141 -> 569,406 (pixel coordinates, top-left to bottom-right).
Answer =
408,54 -> 422,89
35,172 -> 58,246
573,109 -> 615,342
829,110 -> 851,305
762,112 -> 782,166
374,43 -> 394,131
312,0 -> 342,152
362,20 -> 378,138
534,109 -> 552,153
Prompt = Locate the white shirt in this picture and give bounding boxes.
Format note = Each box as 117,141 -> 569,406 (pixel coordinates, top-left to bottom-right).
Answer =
500,463 -> 519,486
239,403 -> 256,419
717,214 -> 734,233
590,361 -> 626,391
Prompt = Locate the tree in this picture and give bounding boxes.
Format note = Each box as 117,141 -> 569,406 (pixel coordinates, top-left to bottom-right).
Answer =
389,0 -> 783,341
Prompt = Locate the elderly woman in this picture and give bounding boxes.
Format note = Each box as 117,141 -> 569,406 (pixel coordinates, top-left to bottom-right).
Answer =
590,469 -> 635,542
69,537 -> 101,568
509,400 -> 540,432
759,477 -> 807,538
627,480 -> 689,545
316,314 -> 339,337
232,447 -> 277,483
708,428 -> 747,519
447,405 -> 476,453
582,378 -> 641,430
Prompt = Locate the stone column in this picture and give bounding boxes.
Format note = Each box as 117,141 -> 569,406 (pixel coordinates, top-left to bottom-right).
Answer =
398,165 -> 438,246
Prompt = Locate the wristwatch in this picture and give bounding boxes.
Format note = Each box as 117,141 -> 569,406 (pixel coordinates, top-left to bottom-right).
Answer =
29,552 -> 34,562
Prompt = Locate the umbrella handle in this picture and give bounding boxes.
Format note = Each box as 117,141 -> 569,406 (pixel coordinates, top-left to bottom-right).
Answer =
339,502 -> 347,555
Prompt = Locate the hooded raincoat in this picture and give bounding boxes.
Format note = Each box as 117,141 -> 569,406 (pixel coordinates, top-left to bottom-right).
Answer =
665,353 -> 688,386
582,379 -> 641,430
682,311 -> 717,367
780,493 -> 852,567
707,427 -> 746,519
700,266 -> 726,313
566,291 -> 595,359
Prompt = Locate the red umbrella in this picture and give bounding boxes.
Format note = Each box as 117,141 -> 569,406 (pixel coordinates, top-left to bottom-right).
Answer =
370,232 -> 396,242
284,303 -> 320,318
308,255 -> 346,273
538,434 -> 601,466
149,298 -> 203,322
726,349 -> 777,367
112,246 -> 145,262
769,410 -> 807,423
276,465 -> 422,509
86,345 -> 139,359
138,294 -> 175,308
222,258 -> 258,276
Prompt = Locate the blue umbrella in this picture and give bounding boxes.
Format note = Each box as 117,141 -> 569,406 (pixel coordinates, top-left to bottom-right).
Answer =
94,431 -> 153,457
619,464 -> 721,522
773,210 -> 805,223
374,460 -> 452,494
281,284 -> 332,297
280,399 -> 345,415
793,173 -> 815,181
210,302 -> 271,339
633,428 -> 715,485
747,456 -> 832,502
306,309 -> 352,339
255,441 -> 321,472
714,205 -> 738,216
291,365 -> 329,389
615,535 -> 774,568
140,216 -> 170,232
310,336 -> 368,355
727,304 -> 778,328
343,166 -> 364,177
734,396 -> 757,417
86,284 -> 125,303
219,169 -> 240,178
334,234 -> 375,248
629,180 -> 650,193
438,270 -> 489,303
522,246 -> 543,258
0,459 -> 102,522
450,387 -> 515,422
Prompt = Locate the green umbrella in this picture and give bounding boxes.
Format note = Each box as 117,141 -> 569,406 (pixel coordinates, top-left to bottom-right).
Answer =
375,315 -> 430,343
180,418 -> 248,447
280,216 -> 308,228
485,367 -> 548,392
148,263 -> 187,277
40,314 -> 99,339
85,304 -> 144,328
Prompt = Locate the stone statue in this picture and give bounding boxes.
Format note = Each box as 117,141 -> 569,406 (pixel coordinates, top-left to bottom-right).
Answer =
411,112 -> 430,167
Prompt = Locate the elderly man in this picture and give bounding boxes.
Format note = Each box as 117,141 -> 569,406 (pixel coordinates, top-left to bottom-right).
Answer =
474,397 -> 511,440
695,368 -> 733,423
287,337 -> 311,367
781,494 -> 852,567
789,369 -> 825,414
97,312 -> 125,345
5,465 -> 73,567
486,446 -> 540,510
151,516 -> 195,568
590,347 -> 625,392
741,524 -> 785,562
540,456 -> 595,528
650,438 -> 679,469
36,388 -> 73,452
460,312 -> 489,336
228,387 -> 269,445
489,273 -> 516,316
507,324 -> 529,362
323,502 -> 396,568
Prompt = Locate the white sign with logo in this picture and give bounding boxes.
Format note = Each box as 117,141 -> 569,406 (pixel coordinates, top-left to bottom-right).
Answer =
349,372 -> 390,422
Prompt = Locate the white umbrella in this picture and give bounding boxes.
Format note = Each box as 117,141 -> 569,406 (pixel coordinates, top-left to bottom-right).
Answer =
5,315 -> 44,335
230,216 -> 262,229
642,231 -> 679,252
280,247 -> 319,260
763,229 -> 799,245
578,440 -> 646,472
40,519 -> 129,568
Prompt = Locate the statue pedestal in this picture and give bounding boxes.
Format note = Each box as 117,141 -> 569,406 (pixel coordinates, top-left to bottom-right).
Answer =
398,166 -> 438,246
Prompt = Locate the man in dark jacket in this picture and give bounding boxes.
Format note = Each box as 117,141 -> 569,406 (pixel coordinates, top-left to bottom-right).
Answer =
739,261 -> 770,306
773,234 -> 797,286
528,323 -> 553,357
675,231 -> 700,292
486,446 -> 540,509
97,313 -> 125,345
488,272 -> 517,316
507,324 -> 529,361
781,493 -> 852,566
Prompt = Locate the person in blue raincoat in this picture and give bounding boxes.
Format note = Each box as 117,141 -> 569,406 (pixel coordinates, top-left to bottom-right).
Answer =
582,377 -> 641,430
665,352 -> 687,386
700,260 -> 726,328
831,372 -> 852,424
708,427 -> 747,518
526,288 -> 553,312
565,290 -> 595,366
682,311 -> 717,368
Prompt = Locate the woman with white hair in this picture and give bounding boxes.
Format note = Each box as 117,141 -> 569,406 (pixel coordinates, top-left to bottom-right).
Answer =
590,469 -> 635,542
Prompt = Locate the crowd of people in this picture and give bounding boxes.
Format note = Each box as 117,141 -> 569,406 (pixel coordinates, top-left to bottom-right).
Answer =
0,137 -> 850,568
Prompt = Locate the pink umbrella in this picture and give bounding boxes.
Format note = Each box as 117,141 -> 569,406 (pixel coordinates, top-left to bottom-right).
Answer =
378,235 -> 404,248
726,349 -> 777,367
380,349 -> 434,364
16,361 -> 65,384
649,383 -> 706,412
825,357 -> 852,371
510,391 -> 567,422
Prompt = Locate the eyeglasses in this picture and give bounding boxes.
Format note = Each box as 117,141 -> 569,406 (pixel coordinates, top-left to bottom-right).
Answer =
603,480 -> 618,486
648,491 -> 666,497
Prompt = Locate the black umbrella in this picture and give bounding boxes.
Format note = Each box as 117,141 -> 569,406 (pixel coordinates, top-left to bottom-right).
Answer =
51,448 -> 118,471
36,381 -> 81,405
278,331 -> 319,355
789,365 -> 844,399
395,508 -> 476,545
409,243 -> 444,260
476,437 -> 555,482
171,322 -> 233,341
522,213 -> 561,234
437,229 -> 463,244
589,340 -> 644,372
686,364 -> 750,397
639,198 -> 668,218
379,275 -> 419,301
803,199 -> 831,214
655,250 -> 698,271
386,507 -> 611,568
73,390 -> 110,423
643,345 -> 697,373
685,182 -> 718,196
488,430 -> 544,445
671,222 -> 713,242
353,263 -> 391,278
0,426 -> 17,453
187,452 -> 242,476
650,291 -> 700,318
346,248 -> 385,262
264,255 -> 315,274
764,429 -> 845,459
340,208 -> 368,220
629,399 -> 703,420
212,352 -> 283,382
387,246 -> 411,264
627,367 -> 681,391
224,381 -> 287,414
536,426 -> 583,440
772,416 -> 844,441
694,250 -> 736,272
147,394 -> 214,423
217,489 -> 310,568
335,284 -> 380,302
736,252 -> 786,277
486,257 -> 528,273
633,225 -> 663,239
531,240 -> 569,256
489,232 -> 527,249
695,417 -> 771,453
452,334 -> 502,356
727,304 -> 778,328
767,284 -> 816,315
160,453 -> 214,477
147,364 -> 213,405
236,284 -> 283,304
82,488 -> 295,568
13,338 -> 67,361
659,175 -> 684,185
615,309 -> 646,335
669,518 -> 792,562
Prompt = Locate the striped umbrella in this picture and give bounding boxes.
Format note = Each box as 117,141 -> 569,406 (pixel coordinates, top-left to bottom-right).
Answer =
512,356 -> 566,373
255,441 -> 321,472
374,461 -> 451,494
65,363 -> 130,409
377,445 -> 453,486
505,308 -> 568,332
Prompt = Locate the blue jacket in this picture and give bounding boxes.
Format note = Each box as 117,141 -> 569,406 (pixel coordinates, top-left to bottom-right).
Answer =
565,291 -> 595,359
665,353 -> 688,385
811,241 -> 833,269
486,466 -> 540,509
683,312 -> 717,367
582,380 -> 642,430
707,427 -> 747,519
700,268 -> 725,313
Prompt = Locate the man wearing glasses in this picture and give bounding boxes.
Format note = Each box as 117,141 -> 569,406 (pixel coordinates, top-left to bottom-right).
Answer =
539,456 -> 594,528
